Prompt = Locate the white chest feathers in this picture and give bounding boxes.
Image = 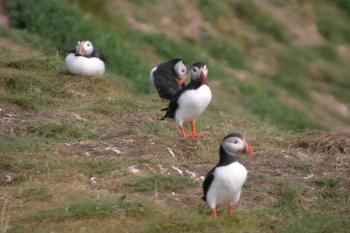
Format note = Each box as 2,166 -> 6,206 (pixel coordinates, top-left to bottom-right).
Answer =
175,84 -> 212,125
206,162 -> 247,209
65,53 -> 105,76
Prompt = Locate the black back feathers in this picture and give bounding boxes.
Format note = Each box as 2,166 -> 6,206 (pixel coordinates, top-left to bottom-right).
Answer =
152,58 -> 185,100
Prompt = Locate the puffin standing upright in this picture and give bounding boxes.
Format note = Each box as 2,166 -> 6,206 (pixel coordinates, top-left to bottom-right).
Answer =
202,133 -> 254,218
161,63 -> 212,138
65,40 -> 105,76
150,58 -> 188,100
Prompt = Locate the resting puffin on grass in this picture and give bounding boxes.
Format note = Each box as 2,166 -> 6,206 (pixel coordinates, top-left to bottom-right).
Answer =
65,40 -> 105,76
202,133 -> 254,218
161,62 -> 211,138
150,58 -> 188,100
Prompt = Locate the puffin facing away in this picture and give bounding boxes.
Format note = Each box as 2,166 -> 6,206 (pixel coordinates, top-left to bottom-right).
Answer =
65,40 -> 105,76
150,58 -> 188,100
202,133 -> 254,218
161,63 -> 212,138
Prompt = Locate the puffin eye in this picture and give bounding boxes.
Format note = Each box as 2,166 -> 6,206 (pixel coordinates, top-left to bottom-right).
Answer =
233,139 -> 238,144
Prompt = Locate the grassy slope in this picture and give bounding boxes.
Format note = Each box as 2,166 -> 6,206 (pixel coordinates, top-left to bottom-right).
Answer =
0,0 -> 349,232
0,33 -> 349,233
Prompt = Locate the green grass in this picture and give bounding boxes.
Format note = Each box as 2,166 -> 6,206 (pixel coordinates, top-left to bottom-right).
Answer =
233,0 -> 291,43
331,0 -> 350,16
18,184 -> 53,201
136,32 -> 206,63
237,82 -> 320,130
197,0 -> 233,24
77,157 -> 132,176
5,0 -> 152,93
0,134 -> 41,153
126,174 -> 198,193
23,196 -> 148,221
280,211 -> 350,233
2,1 -> 350,232
275,183 -> 307,211
314,3 -> 350,43
29,120 -> 98,141
313,177 -> 341,189
201,33 -> 247,69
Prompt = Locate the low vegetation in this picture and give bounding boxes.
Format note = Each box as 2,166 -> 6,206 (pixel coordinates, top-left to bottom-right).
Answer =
1,0 -> 349,232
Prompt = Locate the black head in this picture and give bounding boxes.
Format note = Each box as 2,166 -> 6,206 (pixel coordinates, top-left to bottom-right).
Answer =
75,40 -> 94,56
219,133 -> 254,165
190,62 -> 208,83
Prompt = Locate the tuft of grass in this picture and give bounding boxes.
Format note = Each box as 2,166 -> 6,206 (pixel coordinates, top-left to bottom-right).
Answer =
90,96 -> 145,116
288,158 -> 311,172
23,196 -> 148,221
18,185 -> 53,201
275,183 -> 307,211
0,134 -> 41,154
28,121 -> 98,141
142,122 -> 174,137
139,208 -> 270,233
279,211 -> 350,233
6,56 -> 63,72
0,94 -> 50,110
126,174 -> 198,193
313,177 -> 341,189
77,157 -> 131,176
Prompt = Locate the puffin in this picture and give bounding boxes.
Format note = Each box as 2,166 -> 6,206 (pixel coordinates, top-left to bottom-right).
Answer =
65,40 -> 106,76
161,62 -> 212,138
149,58 -> 188,100
202,133 -> 254,218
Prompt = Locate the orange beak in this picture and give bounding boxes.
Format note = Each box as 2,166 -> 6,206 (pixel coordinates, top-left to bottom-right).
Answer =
78,42 -> 85,55
177,78 -> 185,87
200,69 -> 207,83
245,142 -> 254,156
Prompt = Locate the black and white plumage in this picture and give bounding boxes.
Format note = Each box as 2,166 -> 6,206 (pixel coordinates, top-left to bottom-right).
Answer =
202,133 -> 254,218
65,40 -> 105,76
150,58 -> 188,100
161,62 -> 212,138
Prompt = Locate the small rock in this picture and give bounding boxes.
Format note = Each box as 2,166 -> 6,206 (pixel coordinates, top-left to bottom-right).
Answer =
90,177 -> 98,184
128,166 -> 140,174
5,175 -> 12,184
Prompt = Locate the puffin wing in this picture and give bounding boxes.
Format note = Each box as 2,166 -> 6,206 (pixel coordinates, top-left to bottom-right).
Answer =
202,167 -> 215,201
160,95 -> 179,120
153,67 -> 180,100
92,49 -> 106,62
160,80 -> 201,120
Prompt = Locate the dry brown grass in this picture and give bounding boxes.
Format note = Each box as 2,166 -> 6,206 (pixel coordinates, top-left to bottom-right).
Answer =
290,130 -> 350,154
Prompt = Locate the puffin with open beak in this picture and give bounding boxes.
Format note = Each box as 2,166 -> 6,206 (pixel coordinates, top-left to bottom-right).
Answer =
202,133 -> 254,218
161,62 -> 212,138
65,40 -> 105,76
150,58 -> 188,100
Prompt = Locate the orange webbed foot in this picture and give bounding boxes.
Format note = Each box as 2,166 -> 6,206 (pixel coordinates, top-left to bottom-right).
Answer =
211,208 -> 218,218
